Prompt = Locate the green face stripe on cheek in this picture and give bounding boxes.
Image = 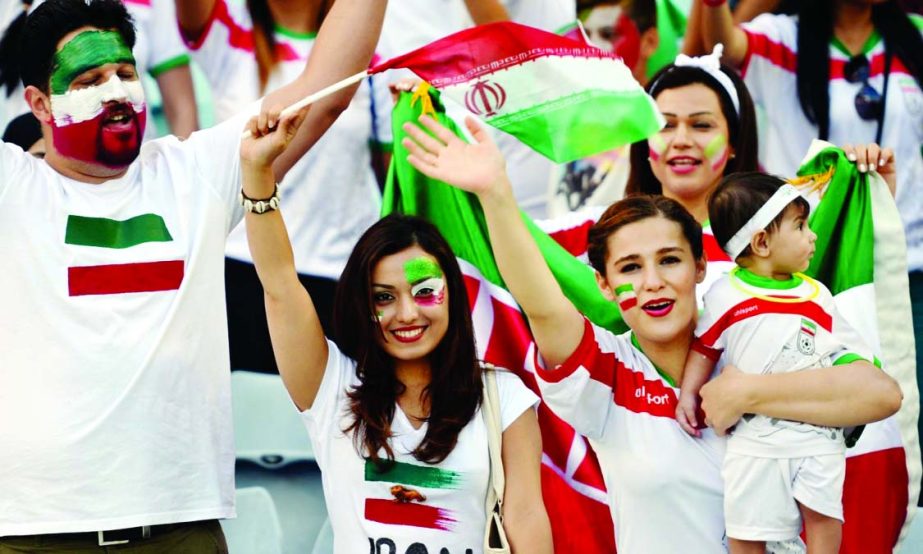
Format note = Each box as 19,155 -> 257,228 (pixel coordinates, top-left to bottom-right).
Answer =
704,134 -> 729,170
50,30 -> 135,95
403,257 -> 443,285
648,133 -> 667,161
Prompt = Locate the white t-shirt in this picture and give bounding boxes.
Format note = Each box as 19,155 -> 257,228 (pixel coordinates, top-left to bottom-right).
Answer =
188,0 -> 389,279
0,110 -> 251,535
377,0 -> 576,219
0,0 -> 191,142
534,318 -> 729,554
741,13 -> 923,271
302,341 -> 538,554
694,270 -> 872,458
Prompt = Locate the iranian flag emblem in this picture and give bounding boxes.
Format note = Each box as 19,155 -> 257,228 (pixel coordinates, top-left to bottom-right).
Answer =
616,283 -> 637,311
798,318 -> 816,355
363,460 -> 461,531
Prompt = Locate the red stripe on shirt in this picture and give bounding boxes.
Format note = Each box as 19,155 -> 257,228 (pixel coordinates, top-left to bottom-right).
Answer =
537,318 -> 678,419
743,29 -> 911,79
364,498 -> 455,531
68,260 -> 184,296
698,297 -> 833,347
186,0 -> 300,61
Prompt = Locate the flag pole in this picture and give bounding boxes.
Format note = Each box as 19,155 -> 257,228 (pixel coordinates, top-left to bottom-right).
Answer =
241,69 -> 370,138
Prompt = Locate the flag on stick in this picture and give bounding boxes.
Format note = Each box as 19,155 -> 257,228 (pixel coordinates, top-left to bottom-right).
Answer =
370,21 -> 662,163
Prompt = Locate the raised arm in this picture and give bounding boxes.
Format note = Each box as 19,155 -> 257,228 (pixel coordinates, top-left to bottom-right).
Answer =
403,115 -> 585,366
700,361 -> 902,435
699,0 -> 749,67
239,109 -> 328,411
501,410 -> 553,553
266,0 -> 387,180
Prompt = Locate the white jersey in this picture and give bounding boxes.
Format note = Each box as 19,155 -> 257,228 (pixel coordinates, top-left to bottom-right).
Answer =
535,318 -> 729,554
694,269 -> 873,458
377,0 -> 576,219
0,0 -> 191,141
187,0 -> 389,278
0,110 -> 252,535
741,13 -> 923,271
302,341 -> 538,554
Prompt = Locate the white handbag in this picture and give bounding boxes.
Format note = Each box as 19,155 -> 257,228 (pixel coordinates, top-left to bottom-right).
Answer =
482,367 -> 512,554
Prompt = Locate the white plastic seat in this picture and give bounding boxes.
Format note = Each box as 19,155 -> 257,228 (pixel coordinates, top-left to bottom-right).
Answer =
221,487 -> 283,554
231,370 -> 314,468
310,517 -> 334,554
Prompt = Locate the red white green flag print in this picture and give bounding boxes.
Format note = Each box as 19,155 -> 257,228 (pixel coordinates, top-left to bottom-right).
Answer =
363,460 -> 461,531
64,213 -> 183,296
370,21 -> 663,163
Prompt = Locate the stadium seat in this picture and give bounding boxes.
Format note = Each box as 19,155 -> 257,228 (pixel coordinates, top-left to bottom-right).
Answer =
221,487 -> 283,554
310,517 -> 334,554
231,370 -> 314,468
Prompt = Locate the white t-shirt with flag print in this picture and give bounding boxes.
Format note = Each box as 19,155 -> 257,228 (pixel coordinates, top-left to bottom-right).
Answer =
741,13 -> 923,272
302,341 -> 539,554
534,318 -> 730,554
187,0 -> 391,279
695,269 -> 873,458
0,110 -> 252,535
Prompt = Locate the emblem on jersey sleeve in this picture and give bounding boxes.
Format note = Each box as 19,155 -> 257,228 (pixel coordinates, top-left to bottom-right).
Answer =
797,318 -> 817,355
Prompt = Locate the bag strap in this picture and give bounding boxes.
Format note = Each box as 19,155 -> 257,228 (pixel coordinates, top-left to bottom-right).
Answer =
482,366 -> 505,515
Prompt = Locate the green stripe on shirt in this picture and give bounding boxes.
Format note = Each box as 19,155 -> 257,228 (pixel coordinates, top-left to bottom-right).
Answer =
364,459 -> 462,489
65,214 -> 173,249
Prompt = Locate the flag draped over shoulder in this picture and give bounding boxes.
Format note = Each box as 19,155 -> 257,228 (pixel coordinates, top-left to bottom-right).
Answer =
370,21 -> 663,164
794,141 -> 920,553
383,88 -> 624,554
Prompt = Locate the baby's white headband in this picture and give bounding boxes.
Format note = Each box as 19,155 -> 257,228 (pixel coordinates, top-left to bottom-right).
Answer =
670,44 -> 740,115
724,184 -> 802,260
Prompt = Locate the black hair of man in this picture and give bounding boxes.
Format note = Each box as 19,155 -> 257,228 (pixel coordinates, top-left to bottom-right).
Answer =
2,112 -> 42,150
19,0 -> 136,94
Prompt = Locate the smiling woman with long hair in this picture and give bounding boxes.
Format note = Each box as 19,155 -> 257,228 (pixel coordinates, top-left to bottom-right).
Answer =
235,107 -> 552,554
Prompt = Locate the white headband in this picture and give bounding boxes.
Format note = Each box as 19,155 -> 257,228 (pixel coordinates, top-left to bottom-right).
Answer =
672,44 -> 740,115
724,184 -> 802,259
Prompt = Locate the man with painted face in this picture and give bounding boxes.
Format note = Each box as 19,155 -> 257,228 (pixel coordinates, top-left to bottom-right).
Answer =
0,0 -> 386,551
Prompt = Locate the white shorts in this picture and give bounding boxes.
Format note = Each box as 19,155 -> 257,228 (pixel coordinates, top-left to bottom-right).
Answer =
723,452 -> 845,541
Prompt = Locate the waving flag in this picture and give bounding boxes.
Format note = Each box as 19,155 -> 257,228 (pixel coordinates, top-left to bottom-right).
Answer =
370,21 -> 663,163
793,142 -> 920,553
383,88 -> 623,554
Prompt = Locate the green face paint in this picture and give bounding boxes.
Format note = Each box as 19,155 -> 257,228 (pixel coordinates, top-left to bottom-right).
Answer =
704,134 -> 729,171
403,257 -> 443,285
50,30 -> 136,95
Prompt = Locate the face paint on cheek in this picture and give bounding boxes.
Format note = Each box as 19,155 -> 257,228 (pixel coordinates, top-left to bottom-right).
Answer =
411,277 -> 446,307
615,283 -> 637,311
648,133 -> 667,162
50,75 -> 146,168
704,134 -> 729,172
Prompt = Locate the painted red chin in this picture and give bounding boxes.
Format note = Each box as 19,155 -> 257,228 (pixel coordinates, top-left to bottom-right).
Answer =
52,107 -> 146,168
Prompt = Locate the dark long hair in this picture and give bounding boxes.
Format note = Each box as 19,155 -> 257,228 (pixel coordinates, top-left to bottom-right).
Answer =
625,64 -> 759,196
247,0 -> 333,91
333,215 -> 483,466
797,0 -> 923,139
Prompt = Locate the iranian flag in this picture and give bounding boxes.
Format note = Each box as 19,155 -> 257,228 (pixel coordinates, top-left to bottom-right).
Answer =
64,214 -> 184,296
793,142 -> 920,553
364,460 -> 461,531
383,88 -> 624,553
369,21 -> 663,163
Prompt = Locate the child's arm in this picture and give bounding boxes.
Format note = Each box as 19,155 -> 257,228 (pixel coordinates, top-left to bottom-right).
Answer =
677,346 -> 718,437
